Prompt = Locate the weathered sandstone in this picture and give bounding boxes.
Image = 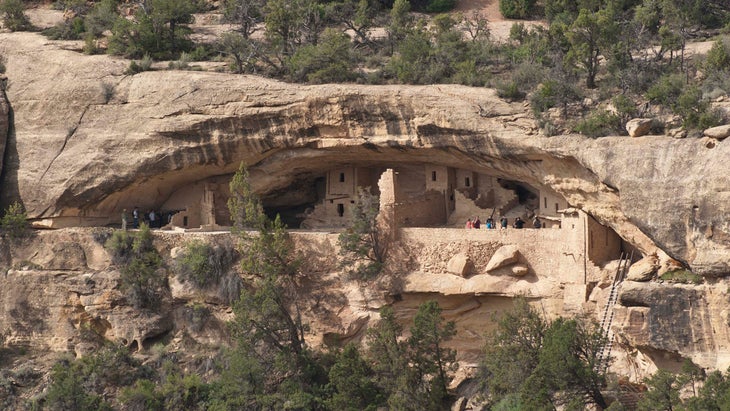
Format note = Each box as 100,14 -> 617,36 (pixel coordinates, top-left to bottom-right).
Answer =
485,244 -> 520,272
704,124 -> 730,140
3,29 -> 730,387
2,225 -> 730,382
0,81 -> 8,176
0,32 -> 727,276
447,252 -> 472,277
626,255 -> 659,282
626,118 -> 654,137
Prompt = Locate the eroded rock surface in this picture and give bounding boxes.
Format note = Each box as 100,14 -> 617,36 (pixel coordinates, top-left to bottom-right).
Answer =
0,84 -> 8,176
0,33 -> 728,275
614,281 -> 730,372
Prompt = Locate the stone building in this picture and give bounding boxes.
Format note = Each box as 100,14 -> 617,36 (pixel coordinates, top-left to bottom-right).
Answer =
155,163 -> 623,268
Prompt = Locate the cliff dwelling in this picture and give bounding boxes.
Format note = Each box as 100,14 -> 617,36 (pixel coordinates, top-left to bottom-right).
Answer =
158,163 -> 567,230
150,161 -> 625,273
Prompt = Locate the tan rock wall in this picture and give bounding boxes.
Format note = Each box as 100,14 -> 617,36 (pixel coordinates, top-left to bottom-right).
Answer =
2,227 -> 729,379
0,86 -> 8,176
398,226 -> 590,286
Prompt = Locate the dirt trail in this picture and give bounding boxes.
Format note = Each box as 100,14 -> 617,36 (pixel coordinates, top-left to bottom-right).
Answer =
453,0 -> 546,42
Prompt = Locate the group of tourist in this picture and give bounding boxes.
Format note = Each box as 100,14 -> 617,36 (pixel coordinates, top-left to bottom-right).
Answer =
121,207 -> 173,230
465,215 -> 542,229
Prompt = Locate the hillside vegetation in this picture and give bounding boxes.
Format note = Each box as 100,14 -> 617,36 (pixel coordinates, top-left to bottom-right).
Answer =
2,0 -> 730,136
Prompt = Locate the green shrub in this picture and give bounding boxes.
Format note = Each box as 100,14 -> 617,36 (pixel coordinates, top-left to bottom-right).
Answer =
168,52 -> 191,70
704,39 -> 730,72
512,61 -> 548,90
499,0 -> 536,19
612,94 -> 637,125
451,59 -> 489,87
573,110 -> 623,137
126,54 -> 154,75
530,81 -> 558,114
646,73 -> 684,107
496,81 -> 526,101
183,302 -> 210,332
0,0 -> 31,31
175,239 -> 239,302
175,240 -> 224,287
100,81 -> 114,103
137,53 -> 154,71
84,0 -> 118,37
425,0 -> 456,13
539,117 -> 559,136
0,202 -> 28,239
119,379 -> 163,410
105,230 -> 133,265
45,358 -> 112,411
43,16 -> 86,40
675,86 -> 722,130
187,44 -> 216,61
288,28 -> 356,84
83,34 -> 100,55
660,269 -> 703,285
106,224 -> 165,309
45,345 -> 149,410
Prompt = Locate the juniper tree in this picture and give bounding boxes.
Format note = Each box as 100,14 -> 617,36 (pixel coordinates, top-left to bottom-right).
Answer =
479,298 -> 608,409
337,187 -> 387,280
367,301 -> 457,411
106,223 -> 165,309
214,163 -> 322,409
0,201 -> 28,239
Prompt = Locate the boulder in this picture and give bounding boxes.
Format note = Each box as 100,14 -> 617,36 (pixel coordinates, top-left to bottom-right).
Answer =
511,264 -> 529,276
626,118 -> 654,137
485,245 -> 520,272
447,253 -> 472,277
667,127 -> 687,139
704,124 -> 730,140
626,255 -> 659,282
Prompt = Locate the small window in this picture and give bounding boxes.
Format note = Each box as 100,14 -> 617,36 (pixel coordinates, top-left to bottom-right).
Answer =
555,203 -> 559,212
465,177 -> 471,187
337,204 -> 345,217
431,171 -> 437,181
544,197 -> 547,209
183,216 -> 188,227
339,173 -> 345,183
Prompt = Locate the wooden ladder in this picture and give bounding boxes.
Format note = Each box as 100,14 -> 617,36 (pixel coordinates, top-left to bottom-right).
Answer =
596,251 -> 633,374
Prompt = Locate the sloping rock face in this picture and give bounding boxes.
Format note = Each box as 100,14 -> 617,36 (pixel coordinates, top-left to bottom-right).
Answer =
0,32 -> 729,278
614,281 -> 730,372
0,84 -> 8,176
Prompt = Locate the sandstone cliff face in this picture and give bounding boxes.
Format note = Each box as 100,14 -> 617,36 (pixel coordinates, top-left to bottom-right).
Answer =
0,83 -> 8,178
0,33 -> 726,276
0,33 -> 728,275
2,228 -> 730,383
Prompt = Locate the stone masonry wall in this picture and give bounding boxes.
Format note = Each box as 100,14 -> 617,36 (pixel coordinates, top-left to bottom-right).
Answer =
399,227 -> 589,284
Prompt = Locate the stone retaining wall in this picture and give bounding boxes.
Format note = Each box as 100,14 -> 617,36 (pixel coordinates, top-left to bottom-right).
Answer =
398,227 -> 589,283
